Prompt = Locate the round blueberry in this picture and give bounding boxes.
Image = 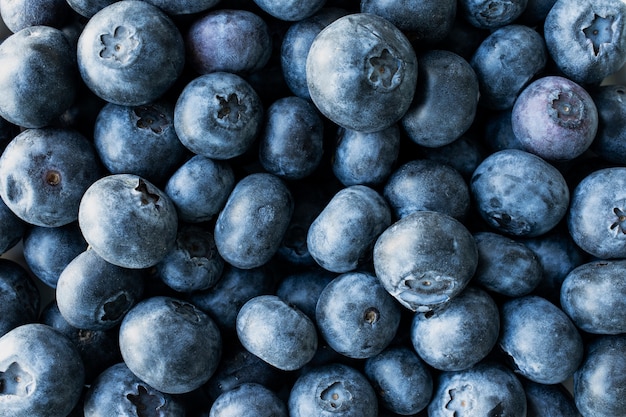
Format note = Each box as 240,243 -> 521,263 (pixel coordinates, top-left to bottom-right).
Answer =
0,0 -> 71,32
275,268 -> 336,321
209,382 -> 288,417
65,0 -> 116,17
253,0 -> 326,21
590,84 -> 626,164
0,259 -> 40,338
142,0 -> 220,15
0,198 -> 25,255
458,0 -> 528,29
523,379 -> 581,417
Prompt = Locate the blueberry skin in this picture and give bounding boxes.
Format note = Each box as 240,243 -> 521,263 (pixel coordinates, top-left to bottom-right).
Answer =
22,222 -> 87,288
83,362 -> 186,417
402,50 -> 479,147
544,0 -> 626,85
473,231 -> 543,297
0,25 -> 77,128
560,259 -> 626,334
0,323 -> 85,417
119,296 -> 222,394
186,9 -> 272,75
307,185 -> 391,273
574,335 -> 626,417
0,197 -> 24,255
258,96 -> 325,180
94,100 -> 187,185
332,123 -> 400,187
427,361 -> 527,417
383,159 -> 470,221
499,295 -> 584,384
288,363 -> 378,417
373,210 -> 478,312
65,0 -> 116,17
174,72 -> 264,160
567,167 -> 626,259
215,173 -> 293,269
0,0 -> 71,32
315,271 -> 401,359
482,109 -> 525,152
275,268 -> 336,321
420,134 -> 486,180
590,84 -> 626,164
458,0 -> 528,29
280,8 -> 348,99
363,346 -> 433,415
0,259 -> 40,338
236,295 -> 318,371
78,174 -> 178,269
209,383 -> 288,417
519,0 -> 558,25
56,249 -> 145,331
253,0 -> 326,21
470,149 -> 570,237
0,128 -> 101,227
360,0 -> 456,43
306,13 -> 418,133
142,0 -> 220,15
523,379 -> 582,417
77,1 -> 185,106
411,286 -> 500,372
470,24 -> 547,110
512,76 -> 598,161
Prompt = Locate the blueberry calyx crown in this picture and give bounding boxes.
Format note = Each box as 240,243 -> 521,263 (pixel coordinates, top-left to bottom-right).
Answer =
99,25 -> 140,66
366,48 -> 402,91
583,14 -> 615,56
0,362 -> 34,397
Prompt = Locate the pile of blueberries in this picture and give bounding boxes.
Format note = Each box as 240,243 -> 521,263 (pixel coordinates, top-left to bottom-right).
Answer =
1,0 -> 626,415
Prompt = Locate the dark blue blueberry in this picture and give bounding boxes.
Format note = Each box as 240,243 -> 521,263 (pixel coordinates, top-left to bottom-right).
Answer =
419,134 -> 486,179
482,109 -> 525,152
56,248 -> 144,331
373,210 -> 478,312
253,0 -> 326,21
573,335 -> 626,417
78,174 -> 178,269
83,362 -> 186,417
142,0 -> 220,15
438,14 -> 490,61
544,0 -> 626,85
258,96 -> 324,180
427,361 -> 527,417
236,295 -> 318,371
174,72 -> 264,160
307,185 -> 391,273
0,259 -> 39,337
186,9 -> 272,75
0,25 -> 78,128
364,346 -> 433,415
523,379 -> 581,417
470,24 -> 547,110
306,13 -> 418,133
590,84 -> 626,164
275,267 -> 336,321
402,49 -> 479,147
473,231 -> 543,297
512,75 -> 598,161
119,296 -> 222,394
65,0 -> 115,17
470,149 -> 570,237
332,123 -> 400,187
499,295 -> 584,384
210,383 -> 288,417
93,100 -> 187,185
76,1 -> 185,105
214,173 -> 293,269
288,363 -> 378,417
0,323 -> 85,417
411,286 -> 500,371
0,198 -> 25,255
0,0 -> 71,32
519,0 -> 557,25
22,222 -> 87,288
458,0 -> 527,29
315,271 -> 401,359
0,128 -> 101,227
383,159 -> 470,221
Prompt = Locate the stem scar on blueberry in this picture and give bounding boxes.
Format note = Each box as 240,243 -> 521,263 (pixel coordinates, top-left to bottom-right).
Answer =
610,207 -> 626,234
583,14 -> 614,56
45,170 -> 61,186
127,384 -> 166,416
135,178 -> 160,208
364,307 -> 379,324
216,93 -> 245,122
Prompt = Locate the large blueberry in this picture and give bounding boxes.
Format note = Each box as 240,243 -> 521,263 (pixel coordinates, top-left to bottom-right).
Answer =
119,296 -> 222,394
0,0 -> 71,32
373,210 -> 478,312
458,0 -> 528,29
253,0 -> 326,21
590,84 -> 626,164
78,174 -> 178,269
523,379 -> 581,417
306,13 -> 418,133
77,1 -> 185,105
0,259 -> 39,338
209,382 -> 288,417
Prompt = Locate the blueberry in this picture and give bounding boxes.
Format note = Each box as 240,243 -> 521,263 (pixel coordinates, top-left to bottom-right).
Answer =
315,271 -> 402,359
141,0 -> 221,15
519,0 -> 558,25
76,1 -> 185,106
0,259 -> 40,337
0,323 -> 85,417
458,0 -> 528,29
0,0 -> 71,32
402,49 -> 479,147
288,363 -> 378,417
0,25 -> 78,128
499,295 -> 584,384
411,286 -> 500,371
174,72 -> 264,160
210,382 -> 288,417
419,134 -> 487,179
78,174 -> 178,269
523,379 -> 581,417
119,296 -> 222,394
373,210 -> 478,312
470,24 -> 548,110
65,0 -> 115,17
590,84 -> 626,164
307,185 -> 391,273
0,128 -> 101,227
83,362 -> 186,417
253,0 -> 327,21
470,149 -> 570,237
0,198 -> 25,255
306,13 -> 418,133
544,0 -> 626,85
511,75 -> 598,161
275,267 -> 336,321
482,109 -> 525,152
